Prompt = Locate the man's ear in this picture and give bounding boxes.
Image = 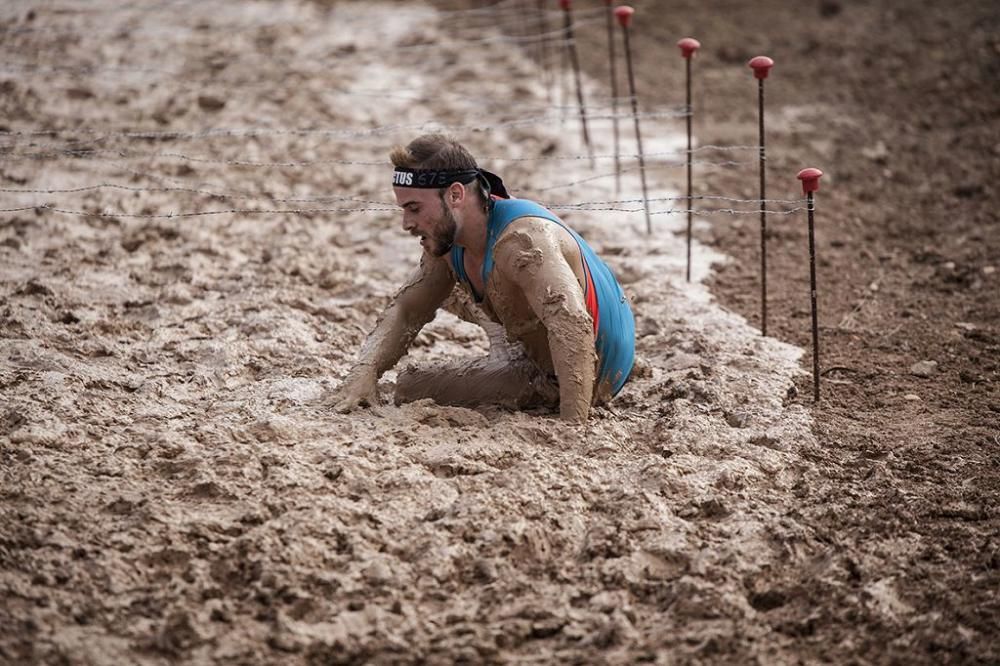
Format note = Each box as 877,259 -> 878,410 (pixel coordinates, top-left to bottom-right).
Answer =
446,181 -> 465,206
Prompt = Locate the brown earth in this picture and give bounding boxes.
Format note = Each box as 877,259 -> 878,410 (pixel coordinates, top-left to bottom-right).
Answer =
1,0 -> 998,664
571,0 -> 1000,661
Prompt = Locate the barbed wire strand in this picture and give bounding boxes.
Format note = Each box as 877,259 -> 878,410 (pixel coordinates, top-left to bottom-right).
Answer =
520,161 -> 754,193
0,6 -> 604,42
0,4 -> 799,228
0,146 -> 748,170
0,179 -> 807,209
0,182 -> 398,206
0,111 -> 690,147
1,203 -> 809,220
0,68 -> 653,116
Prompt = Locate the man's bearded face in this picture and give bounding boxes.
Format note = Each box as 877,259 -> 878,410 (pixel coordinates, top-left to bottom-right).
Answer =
395,186 -> 459,257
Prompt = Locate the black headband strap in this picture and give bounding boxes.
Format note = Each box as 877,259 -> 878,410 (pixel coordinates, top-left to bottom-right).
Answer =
477,169 -> 510,199
392,166 -> 510,199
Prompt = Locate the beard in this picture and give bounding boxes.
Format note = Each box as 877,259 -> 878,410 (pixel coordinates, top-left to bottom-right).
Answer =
426,201 -> 458,257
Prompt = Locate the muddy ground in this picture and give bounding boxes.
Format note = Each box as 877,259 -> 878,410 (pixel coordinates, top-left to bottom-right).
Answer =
571,0 -> 1000,662
1,0 -> 997,664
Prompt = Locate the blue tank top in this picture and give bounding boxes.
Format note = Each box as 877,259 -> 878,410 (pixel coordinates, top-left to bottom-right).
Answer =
450,198 -> 635,396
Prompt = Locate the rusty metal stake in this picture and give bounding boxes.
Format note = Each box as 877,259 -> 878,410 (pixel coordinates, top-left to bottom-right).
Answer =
798,167 -> 824,403
750,56 -> 774,334
537,0 -> 552,104
678,38 -> 700,282
604,0 -> 621,195
560,0 -> 593,166
616,6 -> 651,235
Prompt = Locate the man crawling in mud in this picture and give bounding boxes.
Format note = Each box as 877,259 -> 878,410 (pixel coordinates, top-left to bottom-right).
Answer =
335,134 -> 635,422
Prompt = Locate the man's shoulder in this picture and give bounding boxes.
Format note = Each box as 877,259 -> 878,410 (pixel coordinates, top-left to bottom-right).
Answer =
493,216 -> 581,270
495,215 -> 555,247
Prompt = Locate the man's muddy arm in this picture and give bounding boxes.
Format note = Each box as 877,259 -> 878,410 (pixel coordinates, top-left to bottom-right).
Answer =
335,255 -> 454,411
493,221 -> 596,421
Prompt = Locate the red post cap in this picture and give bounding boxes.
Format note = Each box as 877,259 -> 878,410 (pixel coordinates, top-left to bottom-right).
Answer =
677,37 -> 701,59
614,5 -> 634,27
748,55 -> 774,80
559,0 -> 571,10
797,167 -> 824,194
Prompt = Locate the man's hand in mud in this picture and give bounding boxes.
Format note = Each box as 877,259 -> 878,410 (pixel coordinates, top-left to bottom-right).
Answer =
332,365 -> 379,413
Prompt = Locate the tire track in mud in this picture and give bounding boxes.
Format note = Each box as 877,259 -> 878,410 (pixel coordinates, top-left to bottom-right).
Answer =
1,2 -> 836,662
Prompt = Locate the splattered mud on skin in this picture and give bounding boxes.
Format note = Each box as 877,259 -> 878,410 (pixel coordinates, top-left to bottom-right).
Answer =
1,1 -> 822,663
335,254 -> 454,412
488,220 -> 597,420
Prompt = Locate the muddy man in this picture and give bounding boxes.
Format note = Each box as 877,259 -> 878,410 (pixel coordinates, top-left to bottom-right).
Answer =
335,134 -> 635,422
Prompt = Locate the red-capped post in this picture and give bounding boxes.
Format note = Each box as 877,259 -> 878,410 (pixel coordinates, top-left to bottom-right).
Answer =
749,55 -> 774,334
678,37 -> 700,282
560,0 -> 593,165
797,167 -> 824,402
604,0 -> 622,195
615,5 -> 652,235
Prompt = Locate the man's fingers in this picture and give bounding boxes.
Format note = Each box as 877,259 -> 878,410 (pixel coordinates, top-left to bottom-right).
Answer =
332,387 -> 378,414
333,398 -> 358,414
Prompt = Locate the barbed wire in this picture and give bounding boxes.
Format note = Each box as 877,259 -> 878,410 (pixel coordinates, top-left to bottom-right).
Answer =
390,19 -> 600,51
2,0 -> 208,15
0,5 -> 408,37
441,1 -> 603,19
0,147 -> 741,170
432,0 -> 522,16
0,41 -> 586,88
0,178 -> 806,210
0,109 -> 689,146
688,145 -> 760,153
0,8 -> 603,44
0,204 -> 398,218
0,149 -> 388,168
0,0 -> 601,35
0,152 -> 761,212
0,2 -> 810,233
522,161 -> 753,193
1,202 -> 809,220
554,195 -> 808,207
0,65 -> 666,116
487,148 -> 688,163
0,182 -> 396,207
446,5 -> 606,26
1,165 -> 758,216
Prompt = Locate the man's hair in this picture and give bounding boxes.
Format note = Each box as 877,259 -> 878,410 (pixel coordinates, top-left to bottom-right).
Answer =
390,134 -> 489,204
389,133 -> 477,170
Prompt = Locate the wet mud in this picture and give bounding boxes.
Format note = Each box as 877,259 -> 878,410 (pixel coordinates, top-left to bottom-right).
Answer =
4,1 -> 991,663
